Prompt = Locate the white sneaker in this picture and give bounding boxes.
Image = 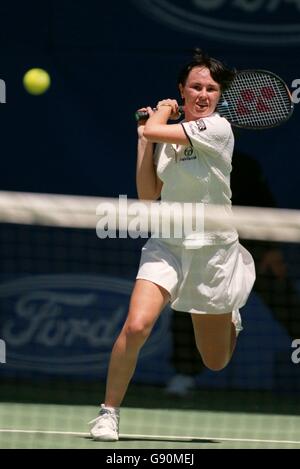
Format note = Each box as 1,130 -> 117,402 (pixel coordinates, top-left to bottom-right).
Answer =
232,309 -> 243,336
165,374 -> 197,397
89,404 -> 120,441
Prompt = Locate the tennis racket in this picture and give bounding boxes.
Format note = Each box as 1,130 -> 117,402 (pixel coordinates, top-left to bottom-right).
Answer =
135,70 -> 294,130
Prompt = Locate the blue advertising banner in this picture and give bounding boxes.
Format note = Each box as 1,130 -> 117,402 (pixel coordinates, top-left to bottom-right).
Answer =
131,0 -> 300,46
0,274 -> 172,382
0,271 -> 297,390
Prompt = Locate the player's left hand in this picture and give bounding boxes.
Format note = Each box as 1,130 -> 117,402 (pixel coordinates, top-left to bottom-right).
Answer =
156,99 -> 180,120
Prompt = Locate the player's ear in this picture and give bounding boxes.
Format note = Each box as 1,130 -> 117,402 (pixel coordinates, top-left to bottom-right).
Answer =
179,83 -> 184,99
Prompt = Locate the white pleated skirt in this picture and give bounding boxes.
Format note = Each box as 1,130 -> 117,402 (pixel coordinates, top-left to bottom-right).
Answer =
136,238 -> 256,315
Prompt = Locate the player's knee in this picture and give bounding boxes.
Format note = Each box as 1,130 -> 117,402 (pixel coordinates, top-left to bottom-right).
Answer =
124,320 -> 151,345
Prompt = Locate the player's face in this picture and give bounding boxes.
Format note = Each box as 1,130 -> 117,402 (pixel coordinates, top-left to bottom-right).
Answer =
179,67 -> 221,121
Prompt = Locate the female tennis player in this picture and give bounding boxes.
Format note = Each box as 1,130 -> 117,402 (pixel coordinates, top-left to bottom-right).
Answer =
89,49 -> 256,441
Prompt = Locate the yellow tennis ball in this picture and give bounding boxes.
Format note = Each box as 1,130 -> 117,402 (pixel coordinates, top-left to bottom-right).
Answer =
23,68 -> 51,95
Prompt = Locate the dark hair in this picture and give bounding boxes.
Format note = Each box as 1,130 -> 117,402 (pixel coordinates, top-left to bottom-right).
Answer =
177,48 -> 236,92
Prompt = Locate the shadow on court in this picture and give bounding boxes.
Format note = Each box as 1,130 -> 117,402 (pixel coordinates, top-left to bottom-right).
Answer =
83,436 -> 219,445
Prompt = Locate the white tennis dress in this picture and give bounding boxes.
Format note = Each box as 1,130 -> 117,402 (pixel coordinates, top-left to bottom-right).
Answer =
137,112 -> 255,315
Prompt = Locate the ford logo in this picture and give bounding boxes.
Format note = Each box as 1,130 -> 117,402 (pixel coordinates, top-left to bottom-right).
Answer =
0,274 -> 170,376
132,0 -> 300,46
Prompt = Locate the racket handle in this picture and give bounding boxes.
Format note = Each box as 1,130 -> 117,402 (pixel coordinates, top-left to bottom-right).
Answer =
135,110 -> 151,121
135,106 -> 184,121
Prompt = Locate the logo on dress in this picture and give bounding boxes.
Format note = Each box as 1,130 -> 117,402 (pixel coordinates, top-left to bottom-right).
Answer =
184,147 -> 194,157
131,0 -> 300,46
196,119 -> 207,132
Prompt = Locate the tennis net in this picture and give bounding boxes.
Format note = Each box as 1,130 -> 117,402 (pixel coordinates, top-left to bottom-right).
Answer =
0,191 -> 300,449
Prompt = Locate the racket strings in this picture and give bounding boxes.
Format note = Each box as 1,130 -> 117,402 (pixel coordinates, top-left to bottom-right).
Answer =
218,71 -> 293,129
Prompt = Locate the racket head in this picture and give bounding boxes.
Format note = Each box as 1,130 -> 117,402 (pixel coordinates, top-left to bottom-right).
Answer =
216,70 -> 294,130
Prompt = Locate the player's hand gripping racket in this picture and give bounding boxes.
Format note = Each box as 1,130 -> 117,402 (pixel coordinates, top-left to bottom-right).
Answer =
135,70 -> 294,130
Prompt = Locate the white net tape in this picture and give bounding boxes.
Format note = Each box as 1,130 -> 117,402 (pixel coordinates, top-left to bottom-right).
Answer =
0,191 -> 299,242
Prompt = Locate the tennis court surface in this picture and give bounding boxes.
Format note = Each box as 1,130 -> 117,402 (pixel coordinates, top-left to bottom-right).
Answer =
0,193 -> 300,450
1,383 -> 300,449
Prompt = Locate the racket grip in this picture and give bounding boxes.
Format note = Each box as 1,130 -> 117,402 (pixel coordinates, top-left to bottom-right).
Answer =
135,110 -> 151,121
135,106 -> 184,121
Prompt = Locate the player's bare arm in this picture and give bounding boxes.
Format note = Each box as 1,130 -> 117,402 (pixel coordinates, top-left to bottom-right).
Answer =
136,107 -> 163,200
143,99 -> 189,145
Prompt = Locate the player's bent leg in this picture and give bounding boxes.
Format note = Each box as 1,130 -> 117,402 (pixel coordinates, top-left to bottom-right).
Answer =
191,312 -> 236,371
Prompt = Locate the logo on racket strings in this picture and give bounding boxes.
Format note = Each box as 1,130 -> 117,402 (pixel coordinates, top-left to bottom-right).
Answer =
131,0 -> 300,46
236,87 -> 276,115
0,339 -> 6,364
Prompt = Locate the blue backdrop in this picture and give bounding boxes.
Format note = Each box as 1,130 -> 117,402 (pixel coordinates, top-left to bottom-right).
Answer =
0,0 -> 299,389
0,0 -> 299,206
